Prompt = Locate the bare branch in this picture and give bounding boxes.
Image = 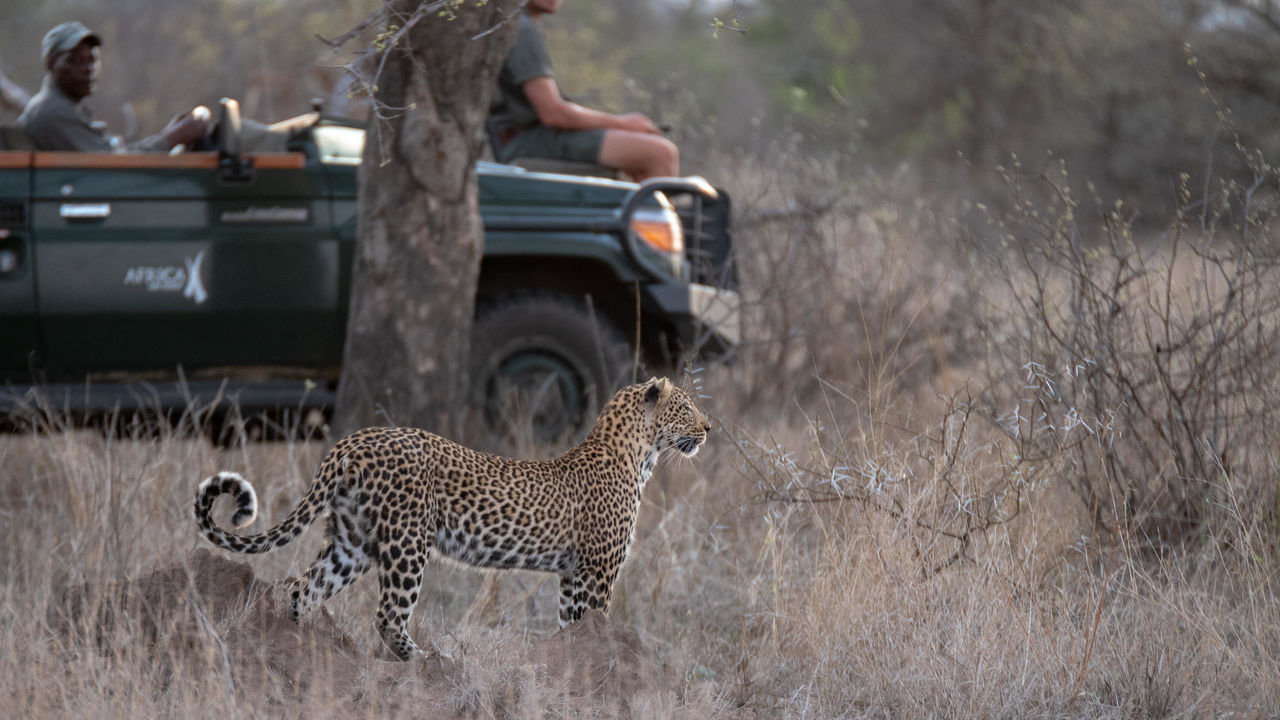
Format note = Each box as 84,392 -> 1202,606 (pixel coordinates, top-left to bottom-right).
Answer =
473,0 -> 529,41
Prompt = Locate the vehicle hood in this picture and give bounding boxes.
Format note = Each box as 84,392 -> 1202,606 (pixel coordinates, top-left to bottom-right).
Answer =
477,161 -> 634,211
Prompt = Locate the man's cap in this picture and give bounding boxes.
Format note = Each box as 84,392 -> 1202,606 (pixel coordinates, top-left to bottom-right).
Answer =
42,21 -> 101,64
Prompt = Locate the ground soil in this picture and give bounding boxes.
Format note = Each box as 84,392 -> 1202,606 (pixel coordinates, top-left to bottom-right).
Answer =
52,549 -> 678,717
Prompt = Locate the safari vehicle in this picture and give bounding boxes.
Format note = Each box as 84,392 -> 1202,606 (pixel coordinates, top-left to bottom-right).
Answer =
0,99 -> 739,441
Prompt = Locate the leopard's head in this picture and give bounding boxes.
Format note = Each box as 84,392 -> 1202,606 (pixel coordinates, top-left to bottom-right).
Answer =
643,377 -> 710,458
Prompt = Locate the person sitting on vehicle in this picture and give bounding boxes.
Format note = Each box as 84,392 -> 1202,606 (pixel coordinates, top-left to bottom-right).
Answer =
17,21 -> 207,152
489,0 -> 678,182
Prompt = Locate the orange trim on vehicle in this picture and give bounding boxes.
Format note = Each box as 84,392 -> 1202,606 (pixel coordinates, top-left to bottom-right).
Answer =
30,151 -> 306,170
0,151 -> 33,168
33,152 -> 218,169
252,153 -> 306,170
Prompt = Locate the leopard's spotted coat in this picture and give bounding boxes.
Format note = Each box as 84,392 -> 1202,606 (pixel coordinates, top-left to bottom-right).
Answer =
194,377 -> 709,659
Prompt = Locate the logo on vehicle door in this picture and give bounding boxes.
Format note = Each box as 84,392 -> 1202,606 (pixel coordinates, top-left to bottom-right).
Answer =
220,206 -> 309,224
122,251 -> 208,305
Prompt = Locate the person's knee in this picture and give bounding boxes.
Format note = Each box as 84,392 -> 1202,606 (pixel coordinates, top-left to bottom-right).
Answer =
640,136 -> 680,178
599,130 -> 680,180
654,137 -> 679,177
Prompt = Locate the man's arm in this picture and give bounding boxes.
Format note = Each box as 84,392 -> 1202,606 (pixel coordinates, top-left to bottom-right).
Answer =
521,76 -> 662,135
0,67 -> 30,115
21,99 -> 205,153
127,112 -> 206,152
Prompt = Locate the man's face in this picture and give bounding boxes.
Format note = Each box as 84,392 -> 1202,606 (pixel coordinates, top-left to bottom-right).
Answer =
48,41 -> 98,101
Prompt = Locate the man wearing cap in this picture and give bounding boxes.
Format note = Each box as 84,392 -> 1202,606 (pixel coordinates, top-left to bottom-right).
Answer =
17,21 -> 206,152
490,0 -> 678,181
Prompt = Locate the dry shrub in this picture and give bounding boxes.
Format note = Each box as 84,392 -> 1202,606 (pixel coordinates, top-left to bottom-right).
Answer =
972,155 -> 1280,548
679,377 -> 1280,716
662,147 -> 1280,715
716,153 -> 979,417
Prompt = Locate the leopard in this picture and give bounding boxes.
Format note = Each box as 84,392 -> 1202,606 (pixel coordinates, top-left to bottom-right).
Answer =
194,376 -> 709,660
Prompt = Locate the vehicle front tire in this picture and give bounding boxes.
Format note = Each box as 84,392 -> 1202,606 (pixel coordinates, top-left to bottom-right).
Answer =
470,292 -> 635,447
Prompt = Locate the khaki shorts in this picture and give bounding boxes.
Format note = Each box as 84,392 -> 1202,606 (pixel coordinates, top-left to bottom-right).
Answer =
497,125 -> 605,164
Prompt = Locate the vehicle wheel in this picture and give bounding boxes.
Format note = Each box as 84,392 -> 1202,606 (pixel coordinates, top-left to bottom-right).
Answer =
470,293 -> 635,446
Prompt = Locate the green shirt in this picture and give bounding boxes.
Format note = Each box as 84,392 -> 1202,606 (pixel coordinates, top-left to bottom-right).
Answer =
17,75 -> 170,152
490,11 -> 555,135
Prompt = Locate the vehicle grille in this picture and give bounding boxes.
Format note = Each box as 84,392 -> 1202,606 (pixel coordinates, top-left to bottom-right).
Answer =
676,191 -> 737,290
0,199 -> 26,228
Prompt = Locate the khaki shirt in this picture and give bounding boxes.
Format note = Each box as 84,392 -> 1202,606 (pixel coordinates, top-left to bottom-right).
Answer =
17,75 -> 169,152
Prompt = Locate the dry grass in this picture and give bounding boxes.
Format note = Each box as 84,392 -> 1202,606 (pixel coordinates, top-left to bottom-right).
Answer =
4,157 -> 1280,717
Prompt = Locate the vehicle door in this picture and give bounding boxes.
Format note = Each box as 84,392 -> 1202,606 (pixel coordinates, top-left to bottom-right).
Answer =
0,151 -> 37,380
29,150 -> 343,379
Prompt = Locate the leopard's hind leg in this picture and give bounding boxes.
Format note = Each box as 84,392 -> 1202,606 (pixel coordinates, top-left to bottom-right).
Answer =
290,485 -> 371,620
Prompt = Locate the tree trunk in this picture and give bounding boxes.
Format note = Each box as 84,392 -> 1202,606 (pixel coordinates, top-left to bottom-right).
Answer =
332,1 -> 517,438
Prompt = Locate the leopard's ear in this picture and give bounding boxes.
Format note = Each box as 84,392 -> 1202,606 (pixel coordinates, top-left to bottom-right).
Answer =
644,377 -> 668,406
644,383 -> 661,406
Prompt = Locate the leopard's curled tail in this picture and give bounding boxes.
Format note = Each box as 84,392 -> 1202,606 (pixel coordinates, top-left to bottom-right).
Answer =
195,470 -> 335,554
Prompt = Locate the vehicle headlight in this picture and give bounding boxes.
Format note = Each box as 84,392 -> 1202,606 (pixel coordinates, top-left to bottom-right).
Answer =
630,193 -> 683,255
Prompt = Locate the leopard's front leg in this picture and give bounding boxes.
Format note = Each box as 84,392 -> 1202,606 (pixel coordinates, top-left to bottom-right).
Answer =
557,560 -> 621,626
374,524 -> 428,660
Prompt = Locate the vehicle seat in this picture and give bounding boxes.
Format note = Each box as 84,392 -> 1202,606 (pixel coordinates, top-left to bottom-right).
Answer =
0,125 -> 33,151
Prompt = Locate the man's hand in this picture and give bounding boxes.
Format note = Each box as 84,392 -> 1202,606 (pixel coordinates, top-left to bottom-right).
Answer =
160,109 -> 209,149
614,112 -> 663,135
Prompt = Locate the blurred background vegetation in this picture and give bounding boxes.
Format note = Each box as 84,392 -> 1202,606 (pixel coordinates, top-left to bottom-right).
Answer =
3,0 -> 1279,217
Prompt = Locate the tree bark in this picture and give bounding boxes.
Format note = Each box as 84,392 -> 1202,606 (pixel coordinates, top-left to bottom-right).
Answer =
332,1 -> 517,438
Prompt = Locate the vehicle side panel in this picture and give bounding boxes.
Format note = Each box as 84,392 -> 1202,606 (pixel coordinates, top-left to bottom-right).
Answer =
28,152 -> 344,377
0,153 -> 37,376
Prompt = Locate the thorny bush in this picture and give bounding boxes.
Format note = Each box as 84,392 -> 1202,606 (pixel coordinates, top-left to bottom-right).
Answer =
727,386 -> 1038,579
973,151 -> 1280,549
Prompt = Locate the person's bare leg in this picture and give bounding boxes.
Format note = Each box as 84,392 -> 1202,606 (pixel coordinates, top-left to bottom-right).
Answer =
599,130 -> 679,182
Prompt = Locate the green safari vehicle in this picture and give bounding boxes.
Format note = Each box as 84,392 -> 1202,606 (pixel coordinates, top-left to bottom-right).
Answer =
0,99 -> 739,441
